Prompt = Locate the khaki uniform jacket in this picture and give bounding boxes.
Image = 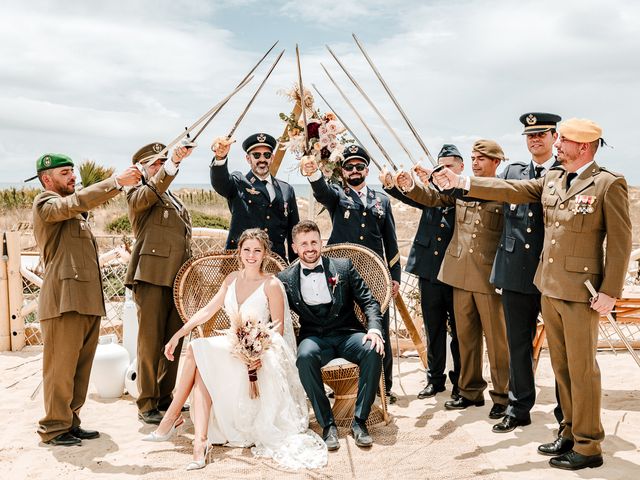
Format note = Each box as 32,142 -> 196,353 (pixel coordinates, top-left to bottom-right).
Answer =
406,183 -> 504,294
467,162 -> 632,302
125,167 -> 192,288
33,177 -> 121,321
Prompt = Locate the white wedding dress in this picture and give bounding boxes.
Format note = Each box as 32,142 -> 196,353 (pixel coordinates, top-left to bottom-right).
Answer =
189,277 -> 327,470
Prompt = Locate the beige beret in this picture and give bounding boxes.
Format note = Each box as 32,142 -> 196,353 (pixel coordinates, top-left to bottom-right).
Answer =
558,118 -> 602,143
472,139 -> 505,161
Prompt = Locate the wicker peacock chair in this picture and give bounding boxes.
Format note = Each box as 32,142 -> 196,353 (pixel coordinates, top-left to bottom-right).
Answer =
293,243 -> 393,428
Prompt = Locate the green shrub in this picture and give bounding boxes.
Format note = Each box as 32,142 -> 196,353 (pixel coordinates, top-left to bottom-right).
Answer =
105,211 -> 229,234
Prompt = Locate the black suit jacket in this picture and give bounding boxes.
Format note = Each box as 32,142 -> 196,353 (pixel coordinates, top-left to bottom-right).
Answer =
490,160 -> 558,294
210,160 -> 299,262
310,176 -> 401,282
385,186 -> 455,283
277,256 -> 383,340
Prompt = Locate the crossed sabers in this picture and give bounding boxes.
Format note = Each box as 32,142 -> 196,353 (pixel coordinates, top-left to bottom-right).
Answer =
142,35 -> 435,182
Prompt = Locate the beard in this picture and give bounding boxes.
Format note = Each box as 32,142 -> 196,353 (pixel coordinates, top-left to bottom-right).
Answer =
346,175 -> 365,187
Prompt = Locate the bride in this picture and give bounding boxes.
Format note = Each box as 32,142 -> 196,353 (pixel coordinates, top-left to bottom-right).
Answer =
143,228 -> 327,470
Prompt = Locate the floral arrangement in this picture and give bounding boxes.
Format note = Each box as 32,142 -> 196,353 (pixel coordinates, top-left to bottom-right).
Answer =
278,85 -> 352,184
227,311 -> 278,399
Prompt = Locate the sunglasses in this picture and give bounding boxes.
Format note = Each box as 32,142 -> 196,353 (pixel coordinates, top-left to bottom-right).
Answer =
342,163 -> 366,172
250,151 -> 272,160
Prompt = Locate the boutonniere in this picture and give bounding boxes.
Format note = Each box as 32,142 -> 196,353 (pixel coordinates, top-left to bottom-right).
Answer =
284,201 -> 289,217
328,273 -> 340,293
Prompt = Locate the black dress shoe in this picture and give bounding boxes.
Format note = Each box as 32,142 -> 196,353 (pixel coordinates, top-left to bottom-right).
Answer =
69,426 -> 100,440
492,416 -> 531,433
351,420 -> 373,447
549,450 -> 603,470
45,432 -> 81,446
322,425 -> 340,451
444,396 -> 484,410
417,384 -> 445,399
488,403 -> 507,419
451,385 -> 461,400
138,409 -> 164,425
538,436 -> 574,456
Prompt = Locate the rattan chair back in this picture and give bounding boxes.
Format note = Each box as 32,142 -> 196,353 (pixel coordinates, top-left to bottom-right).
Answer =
173,250 -> 288,338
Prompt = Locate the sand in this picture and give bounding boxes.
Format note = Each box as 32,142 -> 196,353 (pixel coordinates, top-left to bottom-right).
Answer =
0,348 -> 638,480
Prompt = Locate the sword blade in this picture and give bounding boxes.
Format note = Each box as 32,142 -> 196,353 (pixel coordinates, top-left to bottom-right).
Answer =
191,40 -> 279,142
311,83 -> 384,171
139,75 -> 254,165
320,64 -> 398,171
352,33 -> 436,166
295,44 -> 310,154
227,49 -> 285,139
326,44 -> 417,165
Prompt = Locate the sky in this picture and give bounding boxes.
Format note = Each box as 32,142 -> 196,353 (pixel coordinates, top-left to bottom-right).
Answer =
1,0 -> 639,187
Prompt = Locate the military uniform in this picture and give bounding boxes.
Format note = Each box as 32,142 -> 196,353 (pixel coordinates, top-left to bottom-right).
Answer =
493,112 -> 562,426
210,133 -> 299,262
310,145 -> 401,393
125,143 -> 192,416
466,120 -> 632,459
385,156 -> 460,394
32,154 -> 122,442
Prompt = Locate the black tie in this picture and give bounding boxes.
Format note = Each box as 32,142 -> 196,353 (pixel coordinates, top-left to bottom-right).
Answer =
302,265 -> 324,276
566,172 -> 578,189
534,166 -> 544,179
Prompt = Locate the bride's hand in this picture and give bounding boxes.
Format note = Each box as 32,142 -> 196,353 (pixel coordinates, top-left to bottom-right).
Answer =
164,331 -> 183,361
248,358 -> 262,371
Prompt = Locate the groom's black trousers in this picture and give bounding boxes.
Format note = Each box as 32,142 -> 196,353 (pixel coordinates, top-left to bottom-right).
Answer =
297,332 -> 382,428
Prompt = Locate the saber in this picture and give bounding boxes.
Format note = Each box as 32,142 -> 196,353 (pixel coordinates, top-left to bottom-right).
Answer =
320,64 -> 398,171
584,280 -> 640,367
311,83 -> 384,171
295,44 -> 310,154
139,74 -> 254,166
352,33 -> 437,166
226,49 -> 285,139
326,44 -> 418,166
191,40 -> 279,142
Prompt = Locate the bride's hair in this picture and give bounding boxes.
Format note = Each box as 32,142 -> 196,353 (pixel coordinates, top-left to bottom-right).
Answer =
236,228 -> 273,272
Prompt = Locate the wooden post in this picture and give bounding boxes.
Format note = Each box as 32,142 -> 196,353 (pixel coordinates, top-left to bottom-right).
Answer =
0,232 -> 11,351
270,102 -> 301,177
6,232 -> 25,351
394,295 -> 428,369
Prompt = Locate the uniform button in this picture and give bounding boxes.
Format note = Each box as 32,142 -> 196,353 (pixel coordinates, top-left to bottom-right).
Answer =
495,208 -> 499,213
266,215 -> 270,220
152,249 -> 156,253
434,251 -> 439,256
468,248 -> 474,253
472,233 -> 477,238
474,220 -> 480,225
528,212 -> 533,217
269,204 -> 272,207
526,227 -> 532,233
437,237 -> 442,241
104,188 -> 109,192
478,206 -> 482,210
363,212 -> 367,216
74,274 -> 78,279
554,221 -> 560,227
248,200 -> 252,204
264,228 -> 268,231
583,266 -> 589,271
560,204 -> 565,209
549,258 -> 554,263
551,239 -> 556,245
525,244 -> 530,249
360,236 -> 364,240
361,223 -> 365,227
440,223 -> 445,228
165,203 -> 170,206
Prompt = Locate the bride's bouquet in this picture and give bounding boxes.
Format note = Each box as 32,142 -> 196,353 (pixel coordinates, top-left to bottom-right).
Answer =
227,311 -> 278,399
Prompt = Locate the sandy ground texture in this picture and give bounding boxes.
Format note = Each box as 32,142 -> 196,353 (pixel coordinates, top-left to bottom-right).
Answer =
0,347 -> 638,480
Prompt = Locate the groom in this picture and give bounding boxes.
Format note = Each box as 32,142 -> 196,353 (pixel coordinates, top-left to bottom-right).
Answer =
277,220 -> 385,451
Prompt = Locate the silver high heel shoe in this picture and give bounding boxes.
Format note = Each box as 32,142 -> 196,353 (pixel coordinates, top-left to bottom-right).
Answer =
142,416 -> 184,442
186,444 -> 211,471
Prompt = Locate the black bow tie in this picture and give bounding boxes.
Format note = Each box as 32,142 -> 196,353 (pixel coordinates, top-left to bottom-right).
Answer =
302,265 -> 324,276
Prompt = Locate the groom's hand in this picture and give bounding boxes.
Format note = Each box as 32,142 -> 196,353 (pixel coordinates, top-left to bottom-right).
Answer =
362,331 -> 385,355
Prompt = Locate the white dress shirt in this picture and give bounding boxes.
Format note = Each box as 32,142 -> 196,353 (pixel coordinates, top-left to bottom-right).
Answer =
299,260 -> 332,305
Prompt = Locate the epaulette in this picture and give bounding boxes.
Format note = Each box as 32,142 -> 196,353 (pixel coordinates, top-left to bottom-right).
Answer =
598,166 -> 625,178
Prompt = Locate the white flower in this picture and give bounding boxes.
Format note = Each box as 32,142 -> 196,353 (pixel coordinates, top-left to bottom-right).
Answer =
326,121 -> 340,134
319,125 -> 328,136
319,134 -> 331,147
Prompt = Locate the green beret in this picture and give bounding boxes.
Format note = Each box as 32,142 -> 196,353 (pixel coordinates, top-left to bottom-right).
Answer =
132,142 -> 167,164
25,153 -> 75,182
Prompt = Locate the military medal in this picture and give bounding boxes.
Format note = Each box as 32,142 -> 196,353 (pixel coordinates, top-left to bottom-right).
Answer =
163,210 -> 169,219
80,221 -> 86,230
510,204 -> 517,211
344,210 -> 350,219
245,187 -> 260,195
573,195 -> 596,215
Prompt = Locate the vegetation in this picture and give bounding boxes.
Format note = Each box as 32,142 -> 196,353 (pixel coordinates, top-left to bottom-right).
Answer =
0,187 -> 42,211
106,210 -> 229,234
78,160 -> 115,187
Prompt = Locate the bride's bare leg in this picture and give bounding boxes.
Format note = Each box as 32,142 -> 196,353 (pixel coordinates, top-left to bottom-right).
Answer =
154,343 -> 198,436
191,368 -> 212,461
